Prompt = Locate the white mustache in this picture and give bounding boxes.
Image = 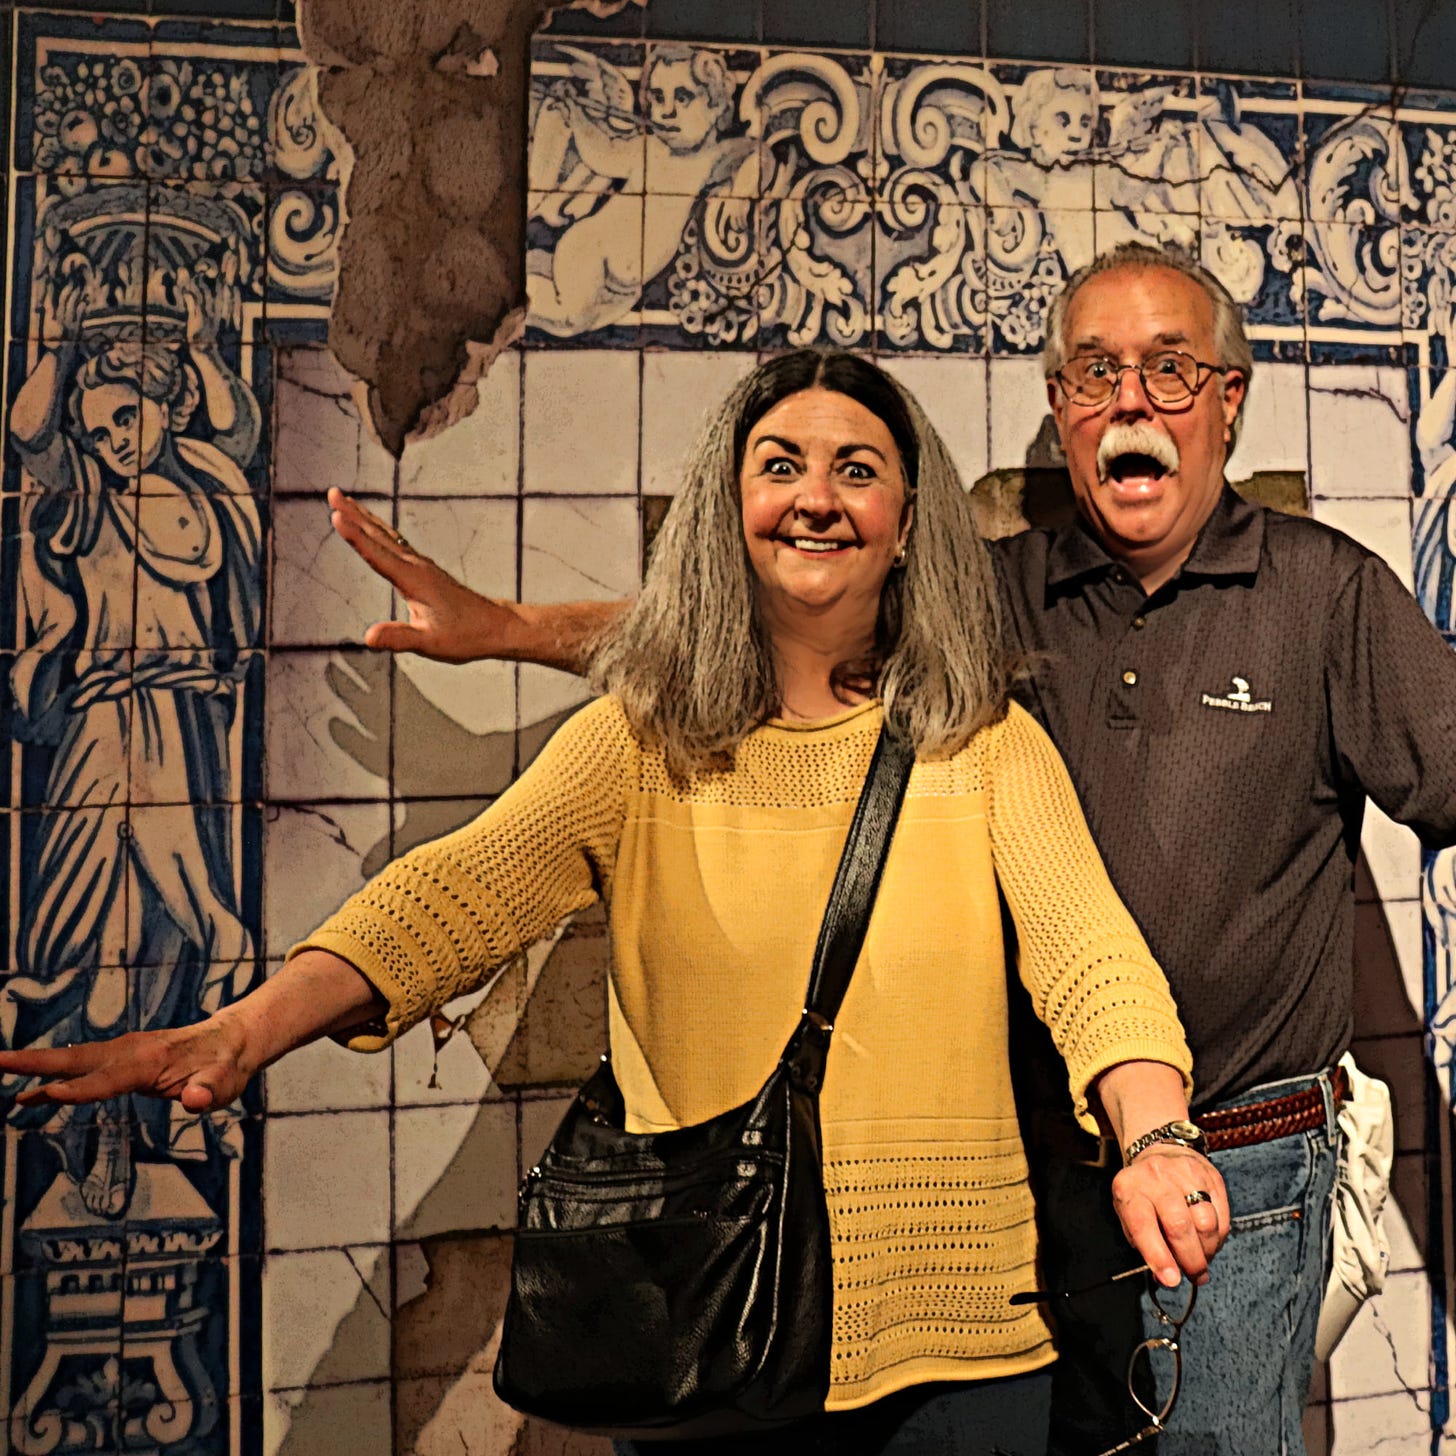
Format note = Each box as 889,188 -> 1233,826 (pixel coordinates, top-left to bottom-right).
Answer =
1097,422 -> 1180,481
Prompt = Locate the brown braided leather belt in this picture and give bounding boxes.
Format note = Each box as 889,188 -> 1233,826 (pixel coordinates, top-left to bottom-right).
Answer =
1198,1063 -> 1349,1152
1028,1065 -> 1348,1167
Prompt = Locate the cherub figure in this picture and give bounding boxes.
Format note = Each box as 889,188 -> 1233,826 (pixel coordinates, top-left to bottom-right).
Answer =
1415,295 -> 1456,631
1427,850 -> 1456,1095
526,44 -> 751,336
3,267 -> 261,1217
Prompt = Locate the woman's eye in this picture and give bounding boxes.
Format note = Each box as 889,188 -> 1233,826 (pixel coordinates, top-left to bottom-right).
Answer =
841,461 -> 875,481
764,458 -> 797,476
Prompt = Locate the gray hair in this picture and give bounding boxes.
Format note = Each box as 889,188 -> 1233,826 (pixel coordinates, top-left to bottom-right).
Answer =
590,353 -> 1012,778
1042,242 -> 1254,452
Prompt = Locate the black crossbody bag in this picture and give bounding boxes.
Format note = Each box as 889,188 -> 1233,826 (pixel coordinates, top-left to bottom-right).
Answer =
493,725 -> 915,1440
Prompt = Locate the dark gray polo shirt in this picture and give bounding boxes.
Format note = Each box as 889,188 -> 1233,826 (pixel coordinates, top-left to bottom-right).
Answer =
994,487 -> 1456,1108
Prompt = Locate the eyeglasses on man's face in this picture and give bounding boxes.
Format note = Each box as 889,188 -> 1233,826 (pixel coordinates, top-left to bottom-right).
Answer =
1011,1265 -> 1197,1454
1053,349 -> 1237,408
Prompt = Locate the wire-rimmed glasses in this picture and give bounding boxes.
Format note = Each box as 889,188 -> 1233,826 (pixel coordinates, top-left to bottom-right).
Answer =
1010,1265 -> 1196,1455
1093,1275 -> 1197,1455
1052,350 -> 1237,408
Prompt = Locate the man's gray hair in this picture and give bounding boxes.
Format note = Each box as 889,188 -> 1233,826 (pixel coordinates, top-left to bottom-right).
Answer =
1042,242 -> 1255,452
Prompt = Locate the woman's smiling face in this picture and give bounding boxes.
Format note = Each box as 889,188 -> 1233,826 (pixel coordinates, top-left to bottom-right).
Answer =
739,386 -> 913,632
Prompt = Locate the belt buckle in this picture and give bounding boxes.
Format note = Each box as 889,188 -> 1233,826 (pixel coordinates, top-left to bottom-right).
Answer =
1072,1134 -> 1116,1170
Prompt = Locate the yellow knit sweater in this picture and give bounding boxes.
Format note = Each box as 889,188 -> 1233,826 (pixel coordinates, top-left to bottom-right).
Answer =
294,695 -> 1192,1410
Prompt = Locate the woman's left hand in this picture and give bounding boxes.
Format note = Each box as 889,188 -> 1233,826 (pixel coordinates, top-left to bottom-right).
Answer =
1111,1145 -> 1229,1288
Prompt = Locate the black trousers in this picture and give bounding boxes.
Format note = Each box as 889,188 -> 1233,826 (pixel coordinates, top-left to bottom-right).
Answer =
613,1369 -> 1053,1456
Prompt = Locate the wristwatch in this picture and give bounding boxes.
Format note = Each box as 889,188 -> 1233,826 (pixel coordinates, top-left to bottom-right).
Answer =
1122,1119 -> 1208,1165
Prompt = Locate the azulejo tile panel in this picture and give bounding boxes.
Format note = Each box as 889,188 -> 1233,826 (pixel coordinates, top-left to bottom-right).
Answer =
4,12 -> 340,1454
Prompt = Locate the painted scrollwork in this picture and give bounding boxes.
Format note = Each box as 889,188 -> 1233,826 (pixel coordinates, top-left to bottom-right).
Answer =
1300,113 -> 1410,326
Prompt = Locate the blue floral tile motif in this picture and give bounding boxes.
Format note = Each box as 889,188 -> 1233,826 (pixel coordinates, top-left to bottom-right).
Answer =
1,14 -> 332,1456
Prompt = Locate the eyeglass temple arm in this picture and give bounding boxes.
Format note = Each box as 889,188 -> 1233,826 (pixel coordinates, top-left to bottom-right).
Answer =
1008,1262 -> 1151,1306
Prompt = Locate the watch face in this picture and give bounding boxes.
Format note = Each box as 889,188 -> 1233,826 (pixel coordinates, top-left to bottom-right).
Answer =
1170,1120 -> 1202,1140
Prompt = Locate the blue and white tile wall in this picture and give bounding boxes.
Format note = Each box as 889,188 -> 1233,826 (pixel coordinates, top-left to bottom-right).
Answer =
1,1 -> 1454,1452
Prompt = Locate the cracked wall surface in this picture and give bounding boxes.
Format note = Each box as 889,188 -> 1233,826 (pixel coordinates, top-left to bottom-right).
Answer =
299,0 -> 641,453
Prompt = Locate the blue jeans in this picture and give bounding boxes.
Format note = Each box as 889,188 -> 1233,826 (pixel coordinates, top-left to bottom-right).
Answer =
1146,1072 -> 1340,1456
1037,1070 -> 1341,1456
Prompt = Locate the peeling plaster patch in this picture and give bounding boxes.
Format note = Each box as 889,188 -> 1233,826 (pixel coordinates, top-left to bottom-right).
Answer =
299,0 -> 643,455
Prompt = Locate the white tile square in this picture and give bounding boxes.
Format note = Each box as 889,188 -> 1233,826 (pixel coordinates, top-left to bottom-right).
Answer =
263,1109 -> 391,1250
270,496 -> 395,648
399,352 -> 521,498
392,985 -> 500,1109
1308,366 -> 1412,500
263,1380 -> 392,1456
1360,802 -> 1422,905
878,356 -> 990,489
262,1245 -> 391,1391
987,357 -> 1058,473
390,499 -> 520,746
1228,362 -> 1309,478
1312,497 -> 1415,590
1351,899 -> 1426,1038
641,350 -> 758,497
1326,1270 -> 1431,1401
274,348 -> 395,499
522,350 -> 640,496
1327,1391 -> 1444,1455
264,1026 -> 393,1116
392,1100 -> 517,1240
518,496 -> 640,725
266,651 -> 392,802
263,801 -> 392,956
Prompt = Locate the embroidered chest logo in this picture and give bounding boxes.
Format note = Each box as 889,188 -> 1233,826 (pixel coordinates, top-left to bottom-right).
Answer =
1200,676 -> 1273,714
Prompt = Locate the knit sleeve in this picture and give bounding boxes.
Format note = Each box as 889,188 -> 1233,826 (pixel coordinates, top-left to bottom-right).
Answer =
985,703 -> 1193,1130
288,695 -> 635,1050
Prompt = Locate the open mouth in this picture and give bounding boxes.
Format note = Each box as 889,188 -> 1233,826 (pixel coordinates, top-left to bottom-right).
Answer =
779,536 -> 852,554
1106,452 -> 1170,485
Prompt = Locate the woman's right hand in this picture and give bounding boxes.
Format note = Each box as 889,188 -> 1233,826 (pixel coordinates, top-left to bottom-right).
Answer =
328,487 -> 524,663
0,1015 -> 254,1114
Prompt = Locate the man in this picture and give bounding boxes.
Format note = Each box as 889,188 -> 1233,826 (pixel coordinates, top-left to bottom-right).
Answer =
328,241 -> 1456,1454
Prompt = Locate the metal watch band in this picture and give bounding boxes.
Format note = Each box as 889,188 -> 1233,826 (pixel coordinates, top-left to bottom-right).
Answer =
1122,1119 -> 1208,1165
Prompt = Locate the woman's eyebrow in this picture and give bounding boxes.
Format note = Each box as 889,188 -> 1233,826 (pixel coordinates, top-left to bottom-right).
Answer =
834,443 -> 887,464
753,434 -> 802,455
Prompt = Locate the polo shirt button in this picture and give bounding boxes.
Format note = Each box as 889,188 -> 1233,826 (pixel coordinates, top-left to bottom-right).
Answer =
1132,615 -> 1147,630
1122,670 -> 1138,686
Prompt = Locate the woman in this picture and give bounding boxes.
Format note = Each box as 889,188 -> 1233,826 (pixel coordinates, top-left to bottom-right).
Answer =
0,352 -> 1227,1454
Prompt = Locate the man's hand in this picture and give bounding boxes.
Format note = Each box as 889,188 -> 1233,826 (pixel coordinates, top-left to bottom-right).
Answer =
1112,1145 -> 1230,1288
328,488 -> 625,673
328,488 -> 532,663
0,1016 -> 255,1115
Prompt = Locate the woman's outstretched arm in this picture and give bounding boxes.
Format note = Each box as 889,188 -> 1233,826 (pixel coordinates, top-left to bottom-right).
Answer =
0,950 -> 384,1112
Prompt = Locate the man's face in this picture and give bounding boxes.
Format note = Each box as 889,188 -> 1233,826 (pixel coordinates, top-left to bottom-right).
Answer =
646,60 -> 717,153
1048,265 -> 1246,586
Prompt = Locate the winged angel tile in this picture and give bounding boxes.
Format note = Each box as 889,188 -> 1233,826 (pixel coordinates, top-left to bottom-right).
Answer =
877,66 -> 1302,353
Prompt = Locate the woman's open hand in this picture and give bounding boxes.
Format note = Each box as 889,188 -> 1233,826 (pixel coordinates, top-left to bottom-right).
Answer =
0,1016 -> 255,1114
1112,1145 -> 1230,1288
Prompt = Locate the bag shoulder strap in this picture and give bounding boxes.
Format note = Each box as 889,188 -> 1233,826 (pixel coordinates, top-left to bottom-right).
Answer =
784,723 -> 914,1090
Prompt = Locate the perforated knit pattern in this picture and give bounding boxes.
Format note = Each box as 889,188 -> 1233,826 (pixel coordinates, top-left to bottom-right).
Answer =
294,693 -> 1192,1409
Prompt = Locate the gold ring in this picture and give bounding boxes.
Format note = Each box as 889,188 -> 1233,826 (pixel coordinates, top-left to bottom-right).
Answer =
392,530 -> 412,551
1184,1190 -> 1212,1207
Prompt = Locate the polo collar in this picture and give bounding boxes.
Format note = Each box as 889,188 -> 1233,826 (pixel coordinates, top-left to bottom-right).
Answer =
1045,485 -> 1266,589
